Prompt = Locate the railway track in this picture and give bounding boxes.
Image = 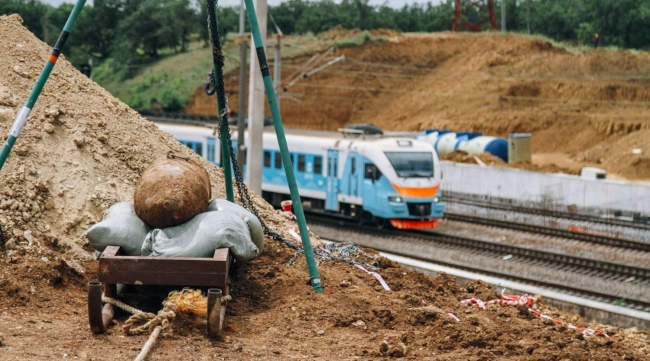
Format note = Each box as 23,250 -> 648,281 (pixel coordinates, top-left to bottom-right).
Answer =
443,212 -> 650,252
306,213 -> 650,314
441,191 -> 650,231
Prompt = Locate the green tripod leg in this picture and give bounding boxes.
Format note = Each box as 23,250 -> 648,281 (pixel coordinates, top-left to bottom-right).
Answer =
243,0 -> 323,293
0,0 -> 86,171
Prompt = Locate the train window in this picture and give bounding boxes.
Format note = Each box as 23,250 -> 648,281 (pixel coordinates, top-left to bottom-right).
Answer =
333,157 -> 338,177
207,138 -> 216,163
364,163 -> 381,180
263,151 -> 271,168
181,141 -> 203,156
313,156 -> 322,174
274,151 -> 282,169
351,157 -> 356,174
298,155 -> 306,172
384,152 -> 433,178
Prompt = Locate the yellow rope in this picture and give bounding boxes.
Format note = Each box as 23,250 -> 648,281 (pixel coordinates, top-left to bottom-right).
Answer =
102,288 -> 229,361
123,301 -> 177,336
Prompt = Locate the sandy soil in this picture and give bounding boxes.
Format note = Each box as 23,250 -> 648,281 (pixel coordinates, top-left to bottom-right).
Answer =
1,15 -> 649,361
186,30 -> 650,181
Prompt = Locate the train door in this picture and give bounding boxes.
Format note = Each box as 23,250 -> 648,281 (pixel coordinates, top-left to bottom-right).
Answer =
361,161 -> 380,215
325,149 -> 339,211
207,137 -> 216,164
348,156 -> 358,197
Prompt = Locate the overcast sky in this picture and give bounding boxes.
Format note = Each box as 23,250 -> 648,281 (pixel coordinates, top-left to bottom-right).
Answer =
43,0 -> 445,9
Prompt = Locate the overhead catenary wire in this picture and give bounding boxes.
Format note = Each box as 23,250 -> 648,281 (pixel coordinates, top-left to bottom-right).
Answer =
281,48 -> 334,92
281,55 -> 345,93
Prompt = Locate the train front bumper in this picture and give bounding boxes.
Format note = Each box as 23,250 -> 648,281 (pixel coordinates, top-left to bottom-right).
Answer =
388,201 -> 445,229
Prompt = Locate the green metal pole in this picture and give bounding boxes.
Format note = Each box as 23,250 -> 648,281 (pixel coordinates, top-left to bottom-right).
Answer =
207,0 -> 235,202
0,0 -> 86,171
243,0 -> 323,293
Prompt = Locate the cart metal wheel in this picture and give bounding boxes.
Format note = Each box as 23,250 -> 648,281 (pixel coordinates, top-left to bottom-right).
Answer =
88,281 -> 105,334
88,281 -> 116,334
207,288 -> 225,338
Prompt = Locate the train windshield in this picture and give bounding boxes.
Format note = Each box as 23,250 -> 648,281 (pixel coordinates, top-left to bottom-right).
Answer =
384,152 -> 433,178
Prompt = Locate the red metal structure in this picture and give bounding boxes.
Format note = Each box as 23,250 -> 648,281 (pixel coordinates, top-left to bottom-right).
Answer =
452,0 -> 497,32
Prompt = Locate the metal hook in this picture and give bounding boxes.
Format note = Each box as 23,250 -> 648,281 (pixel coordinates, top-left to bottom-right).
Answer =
167,151 -> 191,161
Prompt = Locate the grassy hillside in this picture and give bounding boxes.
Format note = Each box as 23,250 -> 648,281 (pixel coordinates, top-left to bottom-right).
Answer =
93,32 -> 335,112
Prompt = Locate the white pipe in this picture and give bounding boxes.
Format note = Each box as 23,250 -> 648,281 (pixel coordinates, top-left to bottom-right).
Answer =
380,252 -> 650,321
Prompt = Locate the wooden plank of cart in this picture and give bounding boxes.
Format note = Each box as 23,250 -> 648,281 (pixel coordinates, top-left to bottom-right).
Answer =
88,245 -> 231,338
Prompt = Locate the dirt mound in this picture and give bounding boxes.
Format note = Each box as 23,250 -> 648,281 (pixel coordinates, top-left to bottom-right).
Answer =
0,13 -> 284,304
318,25 -> 359,41
441,151 -> 506,166
186,31 -> 650,180
1,15 -> 648,360
442,151 -> 580,174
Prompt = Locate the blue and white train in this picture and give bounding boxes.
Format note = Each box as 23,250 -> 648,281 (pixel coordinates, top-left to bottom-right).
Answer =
156,123 -> 445,229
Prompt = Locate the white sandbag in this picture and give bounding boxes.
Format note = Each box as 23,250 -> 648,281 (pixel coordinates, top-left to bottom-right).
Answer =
207,199 -> 264,252
141,210 -> 261,261
85,202 -> 150,255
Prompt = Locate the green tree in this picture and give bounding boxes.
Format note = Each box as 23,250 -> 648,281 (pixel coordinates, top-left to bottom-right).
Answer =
0,0 -> 50,39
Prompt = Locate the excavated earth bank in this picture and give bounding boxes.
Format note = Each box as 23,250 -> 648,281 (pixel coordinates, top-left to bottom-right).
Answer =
187,29 -> 650,180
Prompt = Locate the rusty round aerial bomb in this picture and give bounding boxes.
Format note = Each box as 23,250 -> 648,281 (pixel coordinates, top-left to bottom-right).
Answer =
134,152 -> 211,228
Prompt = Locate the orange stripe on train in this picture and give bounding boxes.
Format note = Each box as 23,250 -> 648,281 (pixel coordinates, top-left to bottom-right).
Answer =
391,184 -> 439,197
390,219 -> 438,229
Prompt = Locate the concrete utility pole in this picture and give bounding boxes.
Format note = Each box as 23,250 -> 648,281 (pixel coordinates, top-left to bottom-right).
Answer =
501,0 -> 506,33
237,0 -> 247,167
246,0 -> 267,193
239,0 -> 245,33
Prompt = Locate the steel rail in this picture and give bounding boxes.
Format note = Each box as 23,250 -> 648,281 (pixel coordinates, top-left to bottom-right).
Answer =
441,191 -> 650,231
444,212 -> 650,252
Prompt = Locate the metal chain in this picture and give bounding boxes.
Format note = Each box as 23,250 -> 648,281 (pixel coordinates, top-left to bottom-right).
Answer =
216,113 -> 382,270
215,111 -> 302,251
217,121 -> 379,271
0,222 -> 4,246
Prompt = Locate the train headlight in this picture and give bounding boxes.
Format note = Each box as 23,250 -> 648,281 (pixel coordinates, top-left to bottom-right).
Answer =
433,197 -> 440,203
388,195 -> 403,204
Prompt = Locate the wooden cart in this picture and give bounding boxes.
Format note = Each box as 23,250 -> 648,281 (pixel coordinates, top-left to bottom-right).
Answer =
88,245 -> 231,338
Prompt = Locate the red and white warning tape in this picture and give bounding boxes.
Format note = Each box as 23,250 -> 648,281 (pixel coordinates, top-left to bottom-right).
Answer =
460,294 -> 609,338
447,312 -> 460,322
527,308 -> 609,337
355,264 -> 391,291
461,294 -> 537,309
288,226 -> 301,242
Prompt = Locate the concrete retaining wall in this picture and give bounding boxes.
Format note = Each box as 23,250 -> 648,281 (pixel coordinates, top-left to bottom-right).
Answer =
440,161 -> 650,213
